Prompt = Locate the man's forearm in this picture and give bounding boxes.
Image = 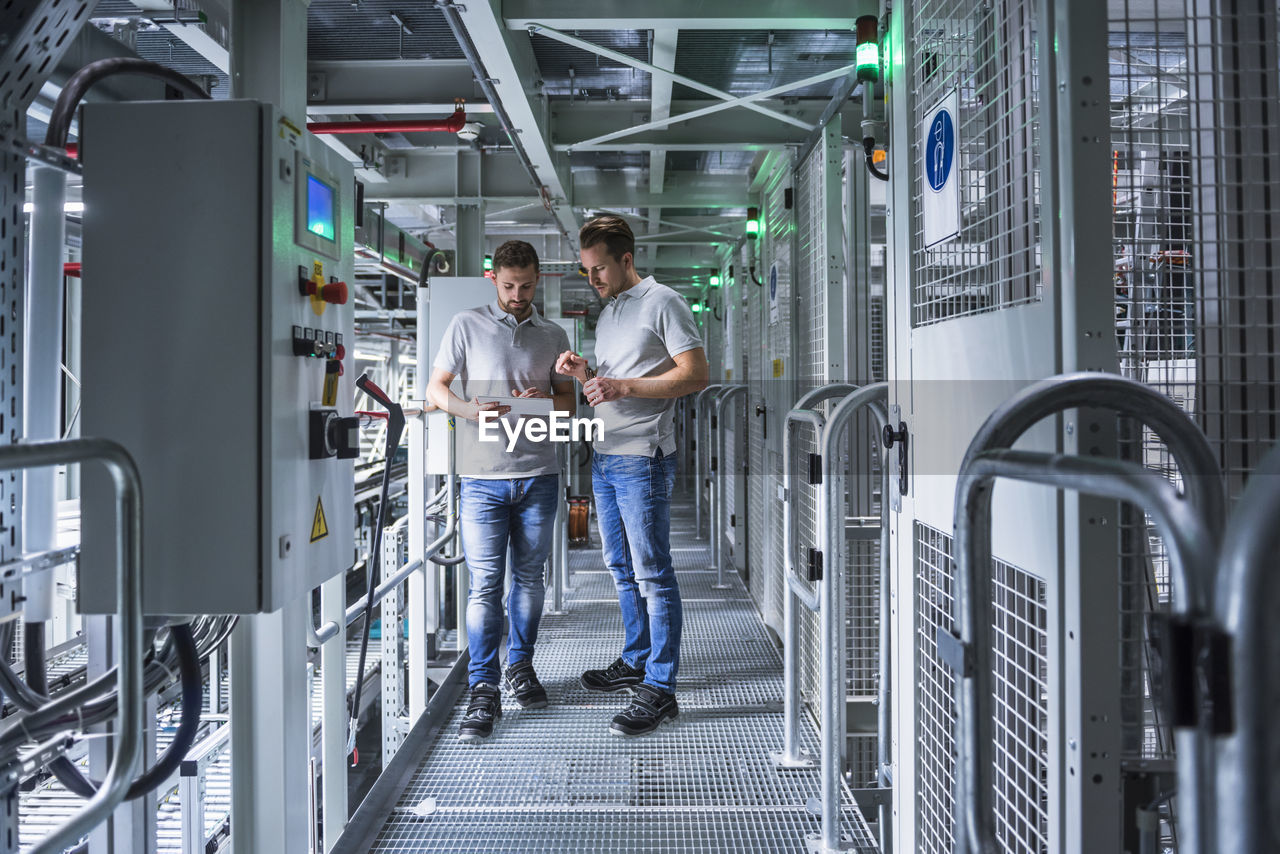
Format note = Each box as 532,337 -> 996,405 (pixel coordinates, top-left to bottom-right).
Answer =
426,384 -> 472,420
618,369 -> 706,400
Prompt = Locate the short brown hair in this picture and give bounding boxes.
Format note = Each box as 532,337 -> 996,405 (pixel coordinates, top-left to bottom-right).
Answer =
492,240 -> 540,274
579,215 -> 635,263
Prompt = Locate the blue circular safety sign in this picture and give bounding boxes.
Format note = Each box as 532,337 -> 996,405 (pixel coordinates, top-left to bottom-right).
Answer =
925,109 -> 954,193
769,264 -> 778,299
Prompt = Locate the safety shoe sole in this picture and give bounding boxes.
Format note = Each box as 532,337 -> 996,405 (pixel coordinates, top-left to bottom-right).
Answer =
608,708 -> 679,737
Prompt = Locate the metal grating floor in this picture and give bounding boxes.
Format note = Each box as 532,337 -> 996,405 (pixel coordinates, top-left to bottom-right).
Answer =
363,496 -> 878,852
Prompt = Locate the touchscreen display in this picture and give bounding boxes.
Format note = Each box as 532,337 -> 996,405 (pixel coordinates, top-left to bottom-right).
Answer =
306,174 -> 336,241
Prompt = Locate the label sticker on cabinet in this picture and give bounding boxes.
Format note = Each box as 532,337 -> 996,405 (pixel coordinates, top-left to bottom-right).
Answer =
310,497 -> 329,542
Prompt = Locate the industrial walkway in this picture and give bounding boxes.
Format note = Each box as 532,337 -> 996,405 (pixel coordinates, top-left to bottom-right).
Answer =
341,493 -> 877,853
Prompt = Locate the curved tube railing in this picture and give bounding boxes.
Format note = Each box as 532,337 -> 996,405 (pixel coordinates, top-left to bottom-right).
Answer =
778,383 -> 860,772
308,414 -> 460,648
712,385 -> 747,587
0,439 -> 144,854
1213,440 -> 1280,854
694,384 -> 727,536
816,383 -> 889,853
951,372 -> 1225,854
776,382 -> 889,854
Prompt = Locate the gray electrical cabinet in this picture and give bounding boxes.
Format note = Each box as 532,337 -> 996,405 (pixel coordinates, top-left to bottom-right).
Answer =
80,99 -> 356,615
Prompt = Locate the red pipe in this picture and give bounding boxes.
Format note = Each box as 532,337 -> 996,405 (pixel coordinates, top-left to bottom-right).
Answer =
307,109 -> 467,136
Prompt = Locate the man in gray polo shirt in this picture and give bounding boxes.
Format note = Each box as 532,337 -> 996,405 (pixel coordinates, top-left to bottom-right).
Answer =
427,240 -> 574,742
555,215 -> 708,736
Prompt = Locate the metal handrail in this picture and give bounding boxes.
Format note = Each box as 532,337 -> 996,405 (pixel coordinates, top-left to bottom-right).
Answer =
815,383 -> 889,854
0,439 -> 144,854
1213,440 -> 1280,854
711,385 -> 747,586
777,384 -> 863,776
693,384 -> 727,536
308,414 -> 460,648
951,372 -> 1225,854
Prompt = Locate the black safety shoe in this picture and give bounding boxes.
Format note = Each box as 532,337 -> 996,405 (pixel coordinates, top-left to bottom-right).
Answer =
609,683 -> 679,736
580,657 -> 645,693
458,683 -> 501,742
503,660 -> 548,709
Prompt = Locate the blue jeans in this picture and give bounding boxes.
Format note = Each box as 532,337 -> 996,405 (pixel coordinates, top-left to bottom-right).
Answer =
592,449 -> 682,693
459,474 -> 560,688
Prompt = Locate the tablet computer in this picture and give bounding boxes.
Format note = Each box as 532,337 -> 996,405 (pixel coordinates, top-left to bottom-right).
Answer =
475,395 -> 557,418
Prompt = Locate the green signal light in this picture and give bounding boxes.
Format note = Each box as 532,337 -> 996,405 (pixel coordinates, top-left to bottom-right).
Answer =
856,43 -> 880,79
691,302 -> 703,313
710,274 -> 722,287
855,16 -> 880,83
483,255 -> 493,271
746,205 -> 760,239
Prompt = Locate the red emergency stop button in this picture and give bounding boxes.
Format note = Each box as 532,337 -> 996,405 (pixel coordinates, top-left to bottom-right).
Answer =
321,281 -> 348,305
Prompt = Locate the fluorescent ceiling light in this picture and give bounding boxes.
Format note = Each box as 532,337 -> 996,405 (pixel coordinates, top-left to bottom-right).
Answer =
397,354 -> 416,365
353,351 -> 388,361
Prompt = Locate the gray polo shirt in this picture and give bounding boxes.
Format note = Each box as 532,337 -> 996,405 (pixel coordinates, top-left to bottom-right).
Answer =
594,276 -> 704,457
433,302 -> 572,477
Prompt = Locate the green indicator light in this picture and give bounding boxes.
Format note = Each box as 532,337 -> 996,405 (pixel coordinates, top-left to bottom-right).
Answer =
855,15 -> 880,83
691,302 -> 703,313
746,205 -> 760,239
710,274 -> 721,287
856,42 -> 880,80
483,255 -> 493,271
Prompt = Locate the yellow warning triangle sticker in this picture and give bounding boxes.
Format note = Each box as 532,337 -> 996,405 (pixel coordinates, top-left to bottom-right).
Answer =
310,496 -> 329,542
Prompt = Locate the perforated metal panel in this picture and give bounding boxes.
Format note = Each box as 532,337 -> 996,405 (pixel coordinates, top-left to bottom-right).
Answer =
1108,3 -> 1193,779
746,262 -> 768,611
765,165 -> 794,634
0,151 -> 20,576
914,523 -> 1049,854
910,0 -> 1042,326
792,140 -> 831,720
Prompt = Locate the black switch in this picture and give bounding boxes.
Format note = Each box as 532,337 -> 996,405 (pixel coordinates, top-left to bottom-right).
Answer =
310,410 -> 361,460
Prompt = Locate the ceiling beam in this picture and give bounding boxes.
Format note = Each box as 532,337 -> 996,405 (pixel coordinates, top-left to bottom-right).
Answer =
552,99 -> 859,150
130,0 -> 231,73
359,148 -> 745,209
648,28 -> 677,196
503,0 -> 872,30
306,60 -> 485,110
526,24 -> 809,131
568,63 -> 856,149
647,27 -> 678,265
447,0 -> 580,241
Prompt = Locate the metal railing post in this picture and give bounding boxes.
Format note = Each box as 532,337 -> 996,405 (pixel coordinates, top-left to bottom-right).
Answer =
1213,440 -> 1280,854
948,373 -> 1225,854
773,382 -> 858,772
712,386 -> 747,587
694,384 -> 725,536
548,443 -> 568,615
816,384 -> 888,854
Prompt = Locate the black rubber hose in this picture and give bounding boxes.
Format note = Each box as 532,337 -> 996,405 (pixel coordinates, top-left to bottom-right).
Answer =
46,622 -> 203,801
45,57 -> 210,148
863,137 -> 890,182
0,618 -> 232,755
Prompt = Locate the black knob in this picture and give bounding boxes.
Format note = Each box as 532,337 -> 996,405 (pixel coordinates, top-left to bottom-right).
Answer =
882,422 -> 908,449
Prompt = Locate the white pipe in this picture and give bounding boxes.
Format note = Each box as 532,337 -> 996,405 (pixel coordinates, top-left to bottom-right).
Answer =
23,167 -> 67,623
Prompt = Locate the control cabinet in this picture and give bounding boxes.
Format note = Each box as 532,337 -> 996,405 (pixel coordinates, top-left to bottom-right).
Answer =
80,99 -> 355,614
